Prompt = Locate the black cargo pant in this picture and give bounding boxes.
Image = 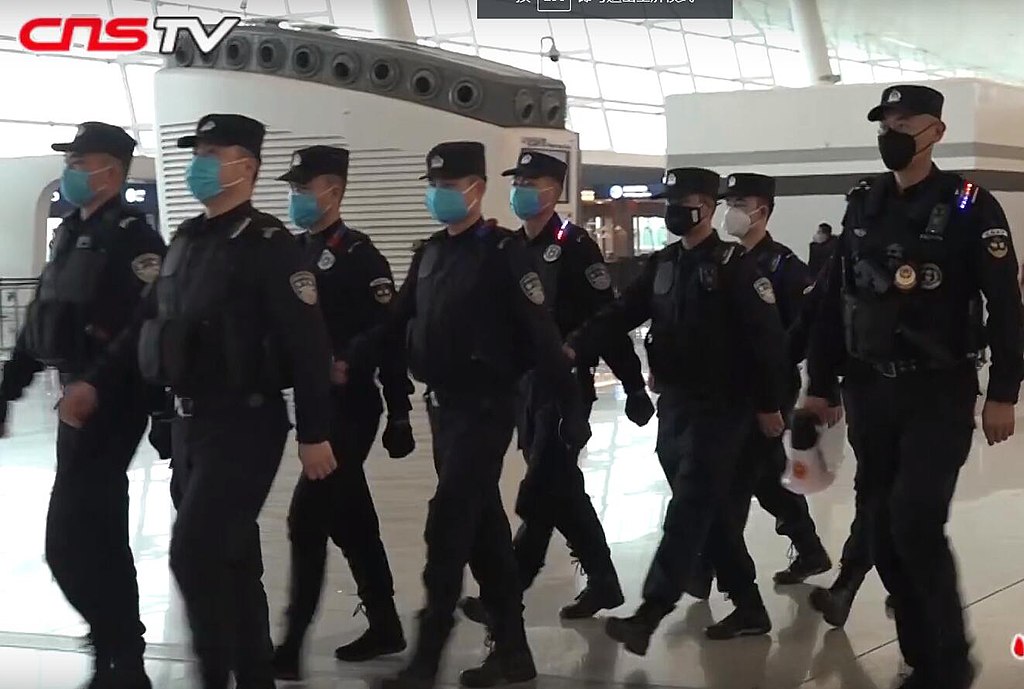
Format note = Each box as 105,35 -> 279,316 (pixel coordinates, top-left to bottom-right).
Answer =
844,363 -> 976,679
416,390 -> 525,669
46,387 -> 148,665
513,374 -> 614,589
282,389 -> 392,647
831,444 -> 874,588
642,390 -> 760,610
169,394 -> 289,689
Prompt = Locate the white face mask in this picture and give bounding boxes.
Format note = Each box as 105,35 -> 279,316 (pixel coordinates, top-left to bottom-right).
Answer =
724,206 -> 756,238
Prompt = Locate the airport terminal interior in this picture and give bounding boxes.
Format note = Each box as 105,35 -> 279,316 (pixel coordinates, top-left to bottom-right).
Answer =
2,1 -> 1024,688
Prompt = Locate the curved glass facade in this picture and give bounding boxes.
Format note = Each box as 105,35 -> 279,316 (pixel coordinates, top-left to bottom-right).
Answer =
0,0 -> 982,158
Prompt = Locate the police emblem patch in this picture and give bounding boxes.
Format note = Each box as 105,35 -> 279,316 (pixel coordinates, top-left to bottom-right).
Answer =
987,236 -> 1009,259
754,277 -> 776,304
920,263 -> 943,290
370,277 -> 394,304
665,172 -> 676,186
131,253 -> 162,284
887,89 -> 902,103
289,271 -> 318,305
430,155 -> 443,169
520,272 -> 545,305
199,120 -> 216,132
894,264 -> 917,290
521,153 -> 532,164
854,228 -> 867,237
317,249 -> 335,271
728,176 -> 736,187
292,153 -> 302,167
543,244 -> 561,262
584,263 -> 612,290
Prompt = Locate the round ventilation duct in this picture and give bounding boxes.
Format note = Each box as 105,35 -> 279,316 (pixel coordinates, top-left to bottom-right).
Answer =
541,92 -> 563,125
173,41 -> 194,67
514,89 -> 537,124
331,53 -> 360,85
370,59 -> 400,91
450,79 -> 482,110
410,68 -> 440,99
256,39 -> 287,72
292,45 -> 322,77
223,36 -> 251,69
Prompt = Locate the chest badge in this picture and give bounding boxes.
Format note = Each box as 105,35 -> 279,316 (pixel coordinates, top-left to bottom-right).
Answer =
853,228 -> 867,237
543,244 -> 561,262
520,272 -> 545,305
76,235 -> 92,249
920,263 -> 943,290
754,277 -> 776,304
317,249 -> 336,271
894,264 -> 917,291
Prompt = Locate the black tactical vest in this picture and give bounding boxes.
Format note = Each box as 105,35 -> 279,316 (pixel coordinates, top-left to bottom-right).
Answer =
840,172 -> 984,365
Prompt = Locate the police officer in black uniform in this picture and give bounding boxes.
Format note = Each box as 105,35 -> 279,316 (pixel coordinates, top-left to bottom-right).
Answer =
718,172 -> 831,585
138,114 -> 338,689
567,167 -> 790,652
0,122 -> 164,689
809,222 -> 839,276
345,141 -> 590,689
270,145 -> 413,679
459,150 -> 653,625
804,85 -> 1022,689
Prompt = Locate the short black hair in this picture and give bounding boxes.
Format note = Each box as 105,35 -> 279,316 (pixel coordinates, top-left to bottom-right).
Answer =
818,222 -> 833,234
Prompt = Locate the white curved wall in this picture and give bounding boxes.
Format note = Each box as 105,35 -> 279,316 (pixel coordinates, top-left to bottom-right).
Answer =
154,68 -> 580,279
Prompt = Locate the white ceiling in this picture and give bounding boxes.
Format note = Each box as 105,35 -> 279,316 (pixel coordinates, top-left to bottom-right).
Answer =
760,0 -> 1024,82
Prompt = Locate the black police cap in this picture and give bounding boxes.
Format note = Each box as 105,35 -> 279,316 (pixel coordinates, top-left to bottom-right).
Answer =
277,145 -> 350,184
177,114 -> 267,160
720,172 -> 776,200
867,84 -> 944,122
419,141 -> 486,180
501,150 -> 567,186
652,167 -> 721,200
51,122 -> 136,162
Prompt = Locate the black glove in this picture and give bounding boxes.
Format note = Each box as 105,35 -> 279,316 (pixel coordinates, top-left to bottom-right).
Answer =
148,416 -> 173,459
382,415 -> 415,459
558,412 -> 592,452
625,389 -> 655,427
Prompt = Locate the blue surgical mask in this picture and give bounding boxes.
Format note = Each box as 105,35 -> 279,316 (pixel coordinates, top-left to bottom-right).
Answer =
289,191 -> 325,229
425,184 -> 477,224
510,186 -> 547,220
60,166 -> 110,208
186,155 -> 245,202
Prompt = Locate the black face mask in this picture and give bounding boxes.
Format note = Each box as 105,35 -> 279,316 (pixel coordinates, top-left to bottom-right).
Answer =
877,125 -> 935,171
665,205 -> 703,236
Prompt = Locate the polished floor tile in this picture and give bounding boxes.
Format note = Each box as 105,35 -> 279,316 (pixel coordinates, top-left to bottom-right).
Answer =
2,371 -> 1024,688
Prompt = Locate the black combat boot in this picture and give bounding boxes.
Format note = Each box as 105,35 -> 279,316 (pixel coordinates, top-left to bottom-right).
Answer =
808,568 -> 866,628
377,611 -> 450,689
458,596 -> 492,627
605,601 -> 673,656
704,606 -> 772,640
559,573 -> 625,619
773,543 -> 832,585
335,599 -> 407,662
458,642 -> 537,688
271,643 -> 301,681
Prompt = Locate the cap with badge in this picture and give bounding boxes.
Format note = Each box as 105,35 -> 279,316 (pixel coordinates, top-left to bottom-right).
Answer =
52,122 -> 136,164
277,145 -> 350,184
652,167 -> 721,200
177,114 -> 267,160
501,150 -> 567,186
420,141 -> 486,180
867,84 -> 944,122
720,173 -> 776,200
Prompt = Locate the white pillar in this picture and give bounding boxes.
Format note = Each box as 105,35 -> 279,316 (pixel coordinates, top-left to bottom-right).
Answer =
373,0 -> 417,42
788,0 -> 837,85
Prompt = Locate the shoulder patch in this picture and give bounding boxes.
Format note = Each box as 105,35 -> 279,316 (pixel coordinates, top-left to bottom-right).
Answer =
519,272 -> 545,305
584,263 -> 612,291
754,277 -> 776,304
131,253 -> 162,284
370,276 -> 394,304
289,271 -> 318,305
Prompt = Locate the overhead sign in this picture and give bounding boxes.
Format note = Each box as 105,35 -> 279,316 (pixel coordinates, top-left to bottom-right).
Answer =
608,184 -> 652,199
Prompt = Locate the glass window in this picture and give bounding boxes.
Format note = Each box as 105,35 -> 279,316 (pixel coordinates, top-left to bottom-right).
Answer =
477,47 -> 541,74
768,48 -> 806,87
586,20 -> 655,67
634,216 -> 668,253
0,123 -> 79,158
679,19 -> 733,38
596,64 -> 662,105
0,53 -> 129,125
649,29 -> 688,67
407,0 -> 438,35
729,19 -> 762,38
685,34 -> 740,79
124,64 -> 159,126
556,58 -> 602,99
693,77 -> 743,93
438,41 -> 476,56
736,42 -> 772,78
838,60 -> 876,84
429,0 -> 472,35
873,65 -> 904,82
605,111 -> 666,155
568,107 -> 611,151
473,19 -> 550,51
836,43 -> 871,61
763,28 -> 801,50
660,72 -> 695,96
549,20 -> 594,53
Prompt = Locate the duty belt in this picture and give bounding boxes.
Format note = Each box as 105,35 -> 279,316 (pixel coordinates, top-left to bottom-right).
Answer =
867,353 -> 980,379
175,393 -> 267,417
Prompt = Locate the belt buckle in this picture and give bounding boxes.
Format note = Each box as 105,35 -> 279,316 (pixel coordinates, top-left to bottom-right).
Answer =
174,397 -> 193,418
